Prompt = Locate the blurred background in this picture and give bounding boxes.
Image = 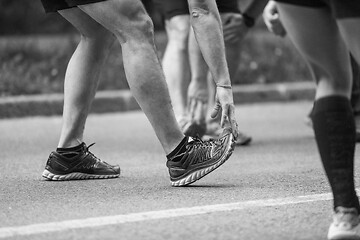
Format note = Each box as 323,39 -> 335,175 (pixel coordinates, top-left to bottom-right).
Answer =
0,0 -> 311,97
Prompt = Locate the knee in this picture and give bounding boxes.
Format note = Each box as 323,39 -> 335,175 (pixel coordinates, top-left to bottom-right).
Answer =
166,16 -> 190,50
130,12 -> 154,43
80,27 -> 115,54
113,6 -> 155,45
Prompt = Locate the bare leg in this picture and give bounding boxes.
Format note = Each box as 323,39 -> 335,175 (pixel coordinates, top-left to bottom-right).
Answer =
337,19 -> 360,65
162,15 -> 191,120
277,3 -> 359,238
78,0 -> 184,154
187,27 -> 209,123
277,5 -> 351,99
349,55 -> 360,140
337,19 -> 360,142
57,8 -> 115,148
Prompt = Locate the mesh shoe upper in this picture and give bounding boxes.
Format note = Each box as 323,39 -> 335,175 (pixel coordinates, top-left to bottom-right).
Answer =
44,143 -> 120,176
167,127 -> 235,185
328,207 -> 360,240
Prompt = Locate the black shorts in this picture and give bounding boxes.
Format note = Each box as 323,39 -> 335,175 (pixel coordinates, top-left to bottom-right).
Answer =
41,0 -> 108,13
154,0 -> 240,20
275,0 -> 360,19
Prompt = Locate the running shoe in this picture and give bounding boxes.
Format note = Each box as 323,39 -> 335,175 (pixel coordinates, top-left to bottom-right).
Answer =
42,143 -> 120,180
167,127 -> 236,186
328,207 -> 360,240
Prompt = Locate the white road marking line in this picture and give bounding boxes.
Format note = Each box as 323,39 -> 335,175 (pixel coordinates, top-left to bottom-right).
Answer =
0,192 -> 334,238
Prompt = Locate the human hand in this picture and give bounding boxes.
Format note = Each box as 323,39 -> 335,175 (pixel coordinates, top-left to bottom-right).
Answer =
262,1 -> 286,37
221,13 -> 249,44
210,86 -> 239,137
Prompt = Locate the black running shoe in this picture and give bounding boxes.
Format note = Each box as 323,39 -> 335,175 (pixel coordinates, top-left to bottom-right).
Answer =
167,127 -> 236,186
42,143 -> 120,180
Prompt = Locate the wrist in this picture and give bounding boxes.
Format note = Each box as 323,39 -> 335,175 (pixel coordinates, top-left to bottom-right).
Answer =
216,84 -> 232,89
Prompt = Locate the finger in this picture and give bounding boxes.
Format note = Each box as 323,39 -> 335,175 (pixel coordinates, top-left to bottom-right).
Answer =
223,27 -> 241,37
195,100 -> 207,123
272,24 -> 287,37
221,14 -> 231,24
232,120 -> 239,138
228,106 -> 238,137
223,22 -> 243,31
187,97 -> 192,114
263,9 -> 274,23
201,100 -> 208,121
194,99 -> 203,122
226,37 -> 240,45
269,13 -> 280,22
222,14 -> 242,26
263,16 -> 274,31
211,102 -> 221,119
224,33 -> 239,44
269,18 -> 279,24
221,104 -> 230,128
188,98 -> 197,119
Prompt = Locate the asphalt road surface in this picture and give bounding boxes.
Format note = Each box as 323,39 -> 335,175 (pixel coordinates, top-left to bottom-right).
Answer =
1,101 -> 360,240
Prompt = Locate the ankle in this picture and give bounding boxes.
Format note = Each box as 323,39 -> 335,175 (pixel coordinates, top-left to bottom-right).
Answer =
58,139 -> 83,148
56,142 -> 85,158
164,136 -> 187,156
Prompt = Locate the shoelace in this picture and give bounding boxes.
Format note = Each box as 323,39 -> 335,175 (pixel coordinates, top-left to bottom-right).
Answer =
86,143 -> 111,166
186,138 -> 219,163
333,208 -> 360,227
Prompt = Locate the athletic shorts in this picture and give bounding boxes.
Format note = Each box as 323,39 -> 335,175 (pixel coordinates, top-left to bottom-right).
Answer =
40,0 -> 109,13
275,0 -> 360,19
153,0 -> 240,20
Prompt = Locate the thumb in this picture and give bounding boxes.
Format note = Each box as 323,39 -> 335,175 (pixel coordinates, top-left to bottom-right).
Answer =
211,102 -> 221,119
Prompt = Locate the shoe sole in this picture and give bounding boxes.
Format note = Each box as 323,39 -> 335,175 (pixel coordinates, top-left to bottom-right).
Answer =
328,219 -> 360,240
328,231 -> 360,240
42,169 -> 120,181
170,133 -> 236,187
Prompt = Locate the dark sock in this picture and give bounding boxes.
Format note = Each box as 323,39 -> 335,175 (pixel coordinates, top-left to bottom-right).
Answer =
311,96 -> 360,212
308,102 -> 315,118
167,136 -> 189,161
56,143 -> 84,158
